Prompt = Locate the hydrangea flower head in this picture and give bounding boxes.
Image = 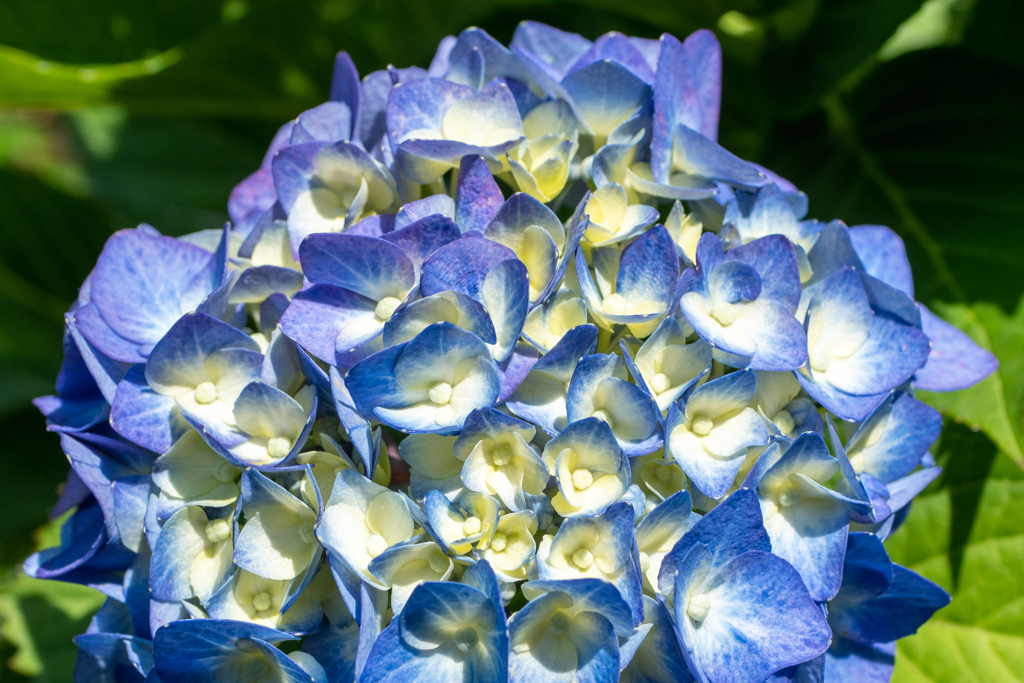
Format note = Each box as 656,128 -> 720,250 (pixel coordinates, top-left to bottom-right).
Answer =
31,20 -> 997,683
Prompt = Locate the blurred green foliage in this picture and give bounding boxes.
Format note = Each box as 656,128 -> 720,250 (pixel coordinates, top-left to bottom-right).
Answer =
0,0 -> 1021,680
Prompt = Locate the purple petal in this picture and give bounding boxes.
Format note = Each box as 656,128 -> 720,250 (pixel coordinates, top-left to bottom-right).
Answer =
455,155 -> 504,233
915,304 -> 998,392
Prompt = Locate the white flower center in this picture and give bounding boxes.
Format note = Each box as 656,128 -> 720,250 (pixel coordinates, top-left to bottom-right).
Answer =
572,548 -> 594,570
205,518 -> 231,544
245,657 -> 272,679
489,532 -> 507,553
810,353 -> 831,373
428,382 -> 453,405
462,516 -> 482,536
691,415 -> 714,436
375,296 -> 401,321
592,409 -> 614,429
651,372 -> 671,394
772,409 -> 795,435
367,534 -> 387,558
687,593 -> 711,622
711,301 -> 737,326
491,442 -> 513,467
194,381 -> 217,404
215,462 -> 238,483
602,293 -> 627,315
779,489 -> 801,507
454,626 -> 480,652
655,464 -> 674,482
252,591 -> 273,613
429,554 -> 449,574
572,468 -> 594,491
267,437 -> 292,459
548,611 -> 572,635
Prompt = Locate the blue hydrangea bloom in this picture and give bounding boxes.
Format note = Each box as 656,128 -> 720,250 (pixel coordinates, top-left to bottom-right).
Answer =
32,19 -> 996,683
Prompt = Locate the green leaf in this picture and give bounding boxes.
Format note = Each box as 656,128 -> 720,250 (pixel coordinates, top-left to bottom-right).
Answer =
0,44 -> 182,109
0,575 -> 104,681
918,298 -> 1024,469
886,429 -> 1024,681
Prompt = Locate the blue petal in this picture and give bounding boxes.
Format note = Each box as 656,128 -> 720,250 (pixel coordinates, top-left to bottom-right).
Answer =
848,225 -> 914,297
495,343 -> 540,404
658,488 -> 770,600
485,192 -> 564,256
152,620 -> 305,683
456,155 -> 505,234
681,550 -> 831,683
651,30 -> 722,184
481,258 -> 530,362
270,142 -> 321,213
279,285 -> 382,365
111,366 -> 189,454
420,236 -> 518,302
143,312 -> 259,393
708,259 -> 761,304
511,22 -> 591,78
355,581 -> 390,679
846,392 -> 941,483
832,532 -> 893,605
823,315 -> 930,396
728,235 -> 802,308
561,60 -> 651,139
569,31 -> 655,84
446,27 -> 532,88
508,592 -> 619,682
806,220 -> 866,287
794,372 -> 886,422
234,469 -> 318,579
724,184 -> 822,251
615,225 -> 680,314
455,407 -> 536,459
228,265 -> 304,304
915,304 -> 998,392
823,639 -> 895,683
150,506 -> 228,602
623,596 -> 694,683
671,124 -> 766,188
684,369 -> 758,416
393,195 -> 456,229
299,233 -> 415,301
65,312 -> 131,403
89,230 -> 216,349
383,291 -> 496,347
329,51 -> 361,134
344,342 -> 412,418
830,562 -> 949,644
301,619 -> 358,683
881,466 -> 941,515
505,325 -> 599,435
759,489 -> 850,602
291,101 -> 353,145
567,355 -> 662,457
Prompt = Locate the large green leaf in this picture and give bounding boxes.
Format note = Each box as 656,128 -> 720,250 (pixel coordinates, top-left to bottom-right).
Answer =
918,298 -> 1024,468
0,575 -> 105,682
887,427 -> 1024,681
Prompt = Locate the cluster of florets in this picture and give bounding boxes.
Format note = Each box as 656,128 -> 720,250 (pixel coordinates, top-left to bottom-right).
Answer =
31,21 -> 999,683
